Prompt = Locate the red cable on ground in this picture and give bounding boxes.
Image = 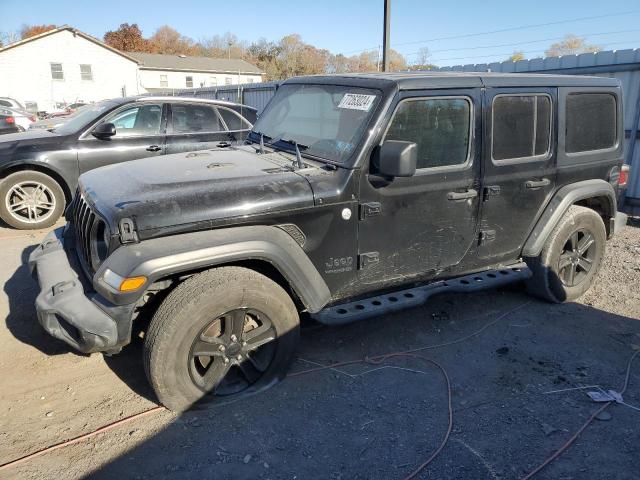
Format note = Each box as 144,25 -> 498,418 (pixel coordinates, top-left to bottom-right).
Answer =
0,406 -> 166,472
520,350 -> 639,479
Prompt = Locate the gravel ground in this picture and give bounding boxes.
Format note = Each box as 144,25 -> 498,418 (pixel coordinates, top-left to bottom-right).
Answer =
0,218 -> 639,480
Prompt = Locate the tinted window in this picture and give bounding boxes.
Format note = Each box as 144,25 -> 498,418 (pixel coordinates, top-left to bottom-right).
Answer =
0,100 -> 11,107
171,104 -> 222,133
103,104 -> 162,136
385,97 -> 471,169
218,108 -> 250,131
566,93 -> 616,153
492,95 -> 551,161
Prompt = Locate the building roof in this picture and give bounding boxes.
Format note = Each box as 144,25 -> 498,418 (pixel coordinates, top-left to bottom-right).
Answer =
0,25 -> 140,64
129,52 -> 262,75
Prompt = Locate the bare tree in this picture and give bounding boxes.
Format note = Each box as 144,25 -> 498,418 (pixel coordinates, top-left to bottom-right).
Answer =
545,34 -> 601,57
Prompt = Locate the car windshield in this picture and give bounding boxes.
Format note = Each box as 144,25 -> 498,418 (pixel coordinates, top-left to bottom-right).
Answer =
53,101 -> 118,134
250,84 -> 381,163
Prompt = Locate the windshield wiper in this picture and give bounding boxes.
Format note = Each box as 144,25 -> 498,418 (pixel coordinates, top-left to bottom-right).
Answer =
268,137 -> 308,169
248,130 -> 271,154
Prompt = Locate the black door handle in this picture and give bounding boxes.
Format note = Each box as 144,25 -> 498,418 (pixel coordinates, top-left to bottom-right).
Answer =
525,178 -> 550,189
146,145 -> 162,152
447,189 -> 478,201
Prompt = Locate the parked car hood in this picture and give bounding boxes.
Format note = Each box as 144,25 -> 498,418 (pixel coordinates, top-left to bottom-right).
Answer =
79,146 -> 316,237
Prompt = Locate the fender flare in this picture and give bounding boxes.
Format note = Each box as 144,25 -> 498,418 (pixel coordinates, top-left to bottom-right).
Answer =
94,225 -> 331,314
522,179 -> 616,257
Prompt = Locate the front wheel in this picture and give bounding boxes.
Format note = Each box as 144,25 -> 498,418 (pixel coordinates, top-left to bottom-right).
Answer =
525,205 -> 606,303
0,171 -> 65,229
144,266 -> 300,412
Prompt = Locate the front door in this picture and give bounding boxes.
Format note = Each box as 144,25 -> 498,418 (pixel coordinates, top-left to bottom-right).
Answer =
357,89 -> 482,288
77,102 -> 167,174
478,88 -> 557,263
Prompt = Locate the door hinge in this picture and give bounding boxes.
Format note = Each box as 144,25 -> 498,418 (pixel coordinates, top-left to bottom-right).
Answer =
359,202 -> 382,220
479,230 -> 496,245
483,185 -> 501,201
358,252 -> 380,270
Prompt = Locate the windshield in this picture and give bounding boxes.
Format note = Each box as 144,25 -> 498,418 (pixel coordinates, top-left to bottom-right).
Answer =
53,101 -> 118,135
251,84 -> 381,163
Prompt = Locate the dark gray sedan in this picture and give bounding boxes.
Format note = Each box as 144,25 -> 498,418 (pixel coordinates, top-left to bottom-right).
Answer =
0,96 -> 256,229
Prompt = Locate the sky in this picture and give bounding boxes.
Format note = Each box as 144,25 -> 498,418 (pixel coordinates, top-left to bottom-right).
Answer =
1,0 -> 639,67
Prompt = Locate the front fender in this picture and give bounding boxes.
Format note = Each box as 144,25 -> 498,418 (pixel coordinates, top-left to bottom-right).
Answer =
93,225 -> 331,313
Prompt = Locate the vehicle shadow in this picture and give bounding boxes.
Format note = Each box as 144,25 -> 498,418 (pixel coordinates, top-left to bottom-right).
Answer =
3,245 -> 77,356
88,295 -> 639,480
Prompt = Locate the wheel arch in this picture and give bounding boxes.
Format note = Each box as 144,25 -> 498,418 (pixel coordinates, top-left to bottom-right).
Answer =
95,226 -> 332,314
522,179 -> 616,258
0,162 -> 73,204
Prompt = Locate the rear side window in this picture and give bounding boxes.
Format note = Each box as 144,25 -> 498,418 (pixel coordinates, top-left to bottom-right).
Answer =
385,97 -> 472,170
171,104 -> 223,133
492,94 -> 551,161
217,107 -> 251,131
565,93 -> 616,153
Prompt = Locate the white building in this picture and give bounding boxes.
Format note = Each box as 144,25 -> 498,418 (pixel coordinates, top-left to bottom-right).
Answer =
0,26 -> 142,112
130,53 -> 263,92
0,26 -> 264,113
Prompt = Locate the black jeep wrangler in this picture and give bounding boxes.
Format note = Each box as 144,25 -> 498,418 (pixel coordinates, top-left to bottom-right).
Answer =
29,73 -> 628,411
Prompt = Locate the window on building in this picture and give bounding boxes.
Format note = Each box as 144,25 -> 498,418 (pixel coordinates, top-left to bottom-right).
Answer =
225,77 -> 233,85
160,75 -> 168,88
80,64 -> 93,81
246,78 -> 255,84
385,97 -> 472,170
170,104 -> 223,133
50,63 -> 64,80
492,94 -> 551,161
566,93 -> 617,153
209,77 -> 218,87
217,107 -> 251,131
186,76 -> 193,88
102,103 -> 163,136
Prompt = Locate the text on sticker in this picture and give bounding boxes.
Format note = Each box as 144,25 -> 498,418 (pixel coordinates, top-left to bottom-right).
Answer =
338,94 -> 376,111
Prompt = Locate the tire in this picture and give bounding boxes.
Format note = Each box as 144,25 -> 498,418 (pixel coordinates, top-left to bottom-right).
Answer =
0,171 -> 65,230
144,266 -> 300,412
525,205 -> 606,303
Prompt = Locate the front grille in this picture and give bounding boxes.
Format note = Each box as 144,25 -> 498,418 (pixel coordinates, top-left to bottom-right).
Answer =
72,192 -> 105,275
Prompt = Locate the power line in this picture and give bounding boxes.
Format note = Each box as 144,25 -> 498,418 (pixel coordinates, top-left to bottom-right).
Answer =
429,39 -> 640,64
401,28 -> 640,57
340,9 -> 640,55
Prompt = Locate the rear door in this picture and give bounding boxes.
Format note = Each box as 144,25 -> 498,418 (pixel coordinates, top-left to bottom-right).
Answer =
478,88 -> 557,263
77,101 -> 167,173
165,102 -> 231,154
357,89 -> 482,287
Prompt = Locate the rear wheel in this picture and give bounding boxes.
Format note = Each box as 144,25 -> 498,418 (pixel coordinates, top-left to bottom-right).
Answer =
144,266 -> 300,412
0,171 -> 65,229
525,205 -> 606,302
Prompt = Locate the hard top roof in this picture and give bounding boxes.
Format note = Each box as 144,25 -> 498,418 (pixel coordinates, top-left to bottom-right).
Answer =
284,71 -> 620,90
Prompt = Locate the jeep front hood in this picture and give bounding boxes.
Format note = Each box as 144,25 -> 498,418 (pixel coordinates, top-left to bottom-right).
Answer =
79,146 -> 315,236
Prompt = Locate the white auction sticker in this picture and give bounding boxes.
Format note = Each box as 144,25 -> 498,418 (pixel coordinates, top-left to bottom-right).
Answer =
338,93 -> 376,111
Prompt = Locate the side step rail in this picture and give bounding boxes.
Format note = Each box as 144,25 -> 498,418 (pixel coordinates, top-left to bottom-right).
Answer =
312,262 -> 531,326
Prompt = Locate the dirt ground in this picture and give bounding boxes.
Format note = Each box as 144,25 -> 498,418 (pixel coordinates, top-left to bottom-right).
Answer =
0,219 -> 639,480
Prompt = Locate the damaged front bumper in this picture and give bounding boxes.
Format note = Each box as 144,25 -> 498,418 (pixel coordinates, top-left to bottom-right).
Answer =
28,227 -> 122,354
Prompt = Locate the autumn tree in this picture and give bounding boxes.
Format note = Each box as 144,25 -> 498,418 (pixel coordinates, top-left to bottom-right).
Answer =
20,24 -> 57,40
104,23 -> 150,52
148,25 -> 195,55
508,51 -> 525,61
545,35 -> 601,57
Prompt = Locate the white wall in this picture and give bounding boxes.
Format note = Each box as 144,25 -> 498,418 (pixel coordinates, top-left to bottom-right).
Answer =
0,30 -> 142,112
138,69 -> 262,90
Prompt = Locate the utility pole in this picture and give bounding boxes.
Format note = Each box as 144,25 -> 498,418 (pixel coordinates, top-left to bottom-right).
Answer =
382,0 -> 391,72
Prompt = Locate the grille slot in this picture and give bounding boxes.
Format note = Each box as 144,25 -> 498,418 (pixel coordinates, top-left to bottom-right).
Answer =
72,192 -> 104,275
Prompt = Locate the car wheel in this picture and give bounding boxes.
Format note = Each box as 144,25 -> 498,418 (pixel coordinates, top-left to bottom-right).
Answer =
525,205 -> 606,303
144,266 -> 300,412
0,171 -> 65,230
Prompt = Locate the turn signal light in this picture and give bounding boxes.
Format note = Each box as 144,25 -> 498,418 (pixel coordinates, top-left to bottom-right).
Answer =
103,269 -> 147,292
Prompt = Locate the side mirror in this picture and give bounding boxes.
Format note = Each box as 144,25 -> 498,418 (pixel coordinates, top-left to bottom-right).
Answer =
375,140 -> 417,177
92,122 -> 116,139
